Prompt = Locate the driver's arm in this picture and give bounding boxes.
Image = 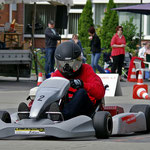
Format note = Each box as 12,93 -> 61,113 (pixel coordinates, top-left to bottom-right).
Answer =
83,66 -> 105,100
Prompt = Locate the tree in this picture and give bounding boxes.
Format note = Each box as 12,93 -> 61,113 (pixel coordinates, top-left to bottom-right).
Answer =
101,0 -> 119,51
78,0 -> 93,48
121,17 -> 139,50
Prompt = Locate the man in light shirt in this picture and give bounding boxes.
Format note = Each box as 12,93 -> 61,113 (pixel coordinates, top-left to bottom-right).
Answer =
138,42 -> 150,59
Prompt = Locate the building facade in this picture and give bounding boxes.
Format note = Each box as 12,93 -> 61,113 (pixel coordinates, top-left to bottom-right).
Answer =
68,0 -> 150,41
0,0 -> 150,48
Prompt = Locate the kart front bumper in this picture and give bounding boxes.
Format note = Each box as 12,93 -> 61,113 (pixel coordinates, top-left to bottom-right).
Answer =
0,115 -> 95,139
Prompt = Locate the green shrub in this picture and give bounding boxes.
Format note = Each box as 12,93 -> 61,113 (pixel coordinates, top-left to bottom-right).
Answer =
78,0 -> 93,48
101,0 -> 119,52
121,17 -> 141,51
83,47 -> 91,64
32,49 -> 45,73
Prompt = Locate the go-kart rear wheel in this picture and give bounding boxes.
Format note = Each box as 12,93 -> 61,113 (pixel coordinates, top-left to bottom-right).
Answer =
93,111 -> 113,139
0,111 -> 11,123
130,104 -> 150,133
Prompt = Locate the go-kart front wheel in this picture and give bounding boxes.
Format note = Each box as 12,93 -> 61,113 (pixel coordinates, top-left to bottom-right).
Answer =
93,111 -> 112,139
18,102 -> 29,120
130,104 -> 150,133
0,111 -> 11,123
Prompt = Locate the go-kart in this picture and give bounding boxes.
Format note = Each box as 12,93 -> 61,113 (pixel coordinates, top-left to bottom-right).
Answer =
0,77 -> 150,139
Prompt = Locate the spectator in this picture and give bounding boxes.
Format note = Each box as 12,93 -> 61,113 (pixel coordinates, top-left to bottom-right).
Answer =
88,27 -> 105,73
53,42 -> 105,120
138,42 -> 150,59
111,25 -> 126,82
144,45 -> 150,80
44,20 -> 61,77
70,34 -> 86,63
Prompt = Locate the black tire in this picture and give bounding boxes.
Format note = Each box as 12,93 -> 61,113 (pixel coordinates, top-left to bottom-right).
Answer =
93,111 -> 113,139
0,111 -> 11,123
47,102 -> 60,121
130,104 -> 150,133
18,102 -> 29,120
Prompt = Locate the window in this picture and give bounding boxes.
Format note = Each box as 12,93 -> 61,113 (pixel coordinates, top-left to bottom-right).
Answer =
25,4 -> 56,34
68,13 -> 81,34
117,4 -> 143,33
147,16 -> 150,35
95,4 -> 106,26
71,5 -> 84,9
12,4 -> 17,11
95,3 -> 143,33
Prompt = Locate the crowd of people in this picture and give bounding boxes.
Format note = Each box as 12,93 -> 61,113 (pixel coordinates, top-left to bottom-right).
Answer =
44,20 -> 150,83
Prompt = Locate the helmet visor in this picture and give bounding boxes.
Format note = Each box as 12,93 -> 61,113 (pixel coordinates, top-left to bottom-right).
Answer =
56,56 -> 82,75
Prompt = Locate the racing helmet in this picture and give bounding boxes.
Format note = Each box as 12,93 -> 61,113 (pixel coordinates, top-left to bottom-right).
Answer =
55,41 -> 82,77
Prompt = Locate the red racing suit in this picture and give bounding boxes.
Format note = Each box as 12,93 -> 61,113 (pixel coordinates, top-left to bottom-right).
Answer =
52,64 -> 105,105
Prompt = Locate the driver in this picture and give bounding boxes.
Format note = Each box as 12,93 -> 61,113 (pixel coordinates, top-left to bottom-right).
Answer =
53,41 -> 105,120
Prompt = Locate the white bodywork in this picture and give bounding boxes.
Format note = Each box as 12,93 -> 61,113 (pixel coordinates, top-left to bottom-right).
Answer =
5,77 -> 148,139
112,112 -> 147,135
30,77 -> 70,118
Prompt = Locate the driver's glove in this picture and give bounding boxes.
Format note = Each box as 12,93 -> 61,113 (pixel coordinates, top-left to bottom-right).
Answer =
70,79 -> 83,89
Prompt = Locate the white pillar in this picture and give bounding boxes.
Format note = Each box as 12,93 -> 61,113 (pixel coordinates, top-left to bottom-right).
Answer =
92,3 -> 95,25
9,4 -> 12,23
144,15 -> 147,36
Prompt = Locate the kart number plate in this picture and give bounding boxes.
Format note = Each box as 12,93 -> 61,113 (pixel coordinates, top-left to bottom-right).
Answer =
15,128 -> 45,135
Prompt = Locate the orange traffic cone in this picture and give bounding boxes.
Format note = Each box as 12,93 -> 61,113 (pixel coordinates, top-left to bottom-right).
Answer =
51,72 -> 54,77
129,64 -> 137,82
37,72 -> 43,86
136,88 -> 149,99
133,84 -> 149,100
137,70 -> 143,85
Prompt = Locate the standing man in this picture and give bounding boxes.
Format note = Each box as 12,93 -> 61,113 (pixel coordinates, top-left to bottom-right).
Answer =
45,20 -> 61,77
138,42 -> 150,59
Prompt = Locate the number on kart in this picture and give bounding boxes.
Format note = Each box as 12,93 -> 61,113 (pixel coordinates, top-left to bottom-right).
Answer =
37,95 -> 45,101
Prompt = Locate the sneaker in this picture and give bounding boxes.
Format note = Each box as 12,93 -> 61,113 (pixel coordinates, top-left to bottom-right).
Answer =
18,102 -> 29,120
47,102 -> 61,121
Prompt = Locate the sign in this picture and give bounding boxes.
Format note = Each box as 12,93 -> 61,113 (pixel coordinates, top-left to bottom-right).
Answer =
15,128 -> 45,135
97,74 -> 122,97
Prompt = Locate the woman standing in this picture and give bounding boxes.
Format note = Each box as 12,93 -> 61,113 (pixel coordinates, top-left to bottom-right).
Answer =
88,27 -> 105,73
111,26 -> 126,81
70,34 -> 86,63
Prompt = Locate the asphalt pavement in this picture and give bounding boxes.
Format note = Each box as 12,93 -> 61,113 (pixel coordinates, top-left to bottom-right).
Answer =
0,76 -> 150,149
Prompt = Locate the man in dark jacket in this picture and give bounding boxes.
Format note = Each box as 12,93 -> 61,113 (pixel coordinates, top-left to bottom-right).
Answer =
45,20 -> 61,76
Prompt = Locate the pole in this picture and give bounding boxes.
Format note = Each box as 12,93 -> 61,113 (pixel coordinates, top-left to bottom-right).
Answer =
31,2 -> 38,79
30,3 -> 45,80
139,0 -> 143,48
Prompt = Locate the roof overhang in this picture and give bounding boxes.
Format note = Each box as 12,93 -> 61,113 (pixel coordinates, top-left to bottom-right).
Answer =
0,0 -> 73,6
49,0 -> 73,6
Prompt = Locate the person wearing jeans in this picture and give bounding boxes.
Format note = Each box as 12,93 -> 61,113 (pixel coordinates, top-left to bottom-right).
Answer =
88,26 -> 105,73
44,20 -> 61,76
45,47 -> 56,73
91,52 -> 105,73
